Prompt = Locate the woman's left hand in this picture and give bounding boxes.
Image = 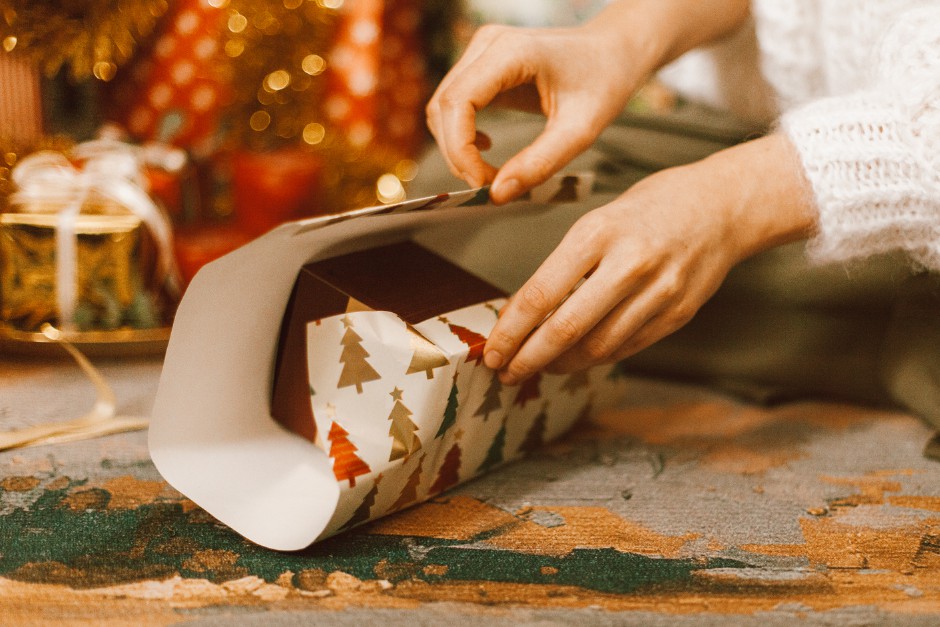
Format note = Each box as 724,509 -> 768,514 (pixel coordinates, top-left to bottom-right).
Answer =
483,134 -> 818,384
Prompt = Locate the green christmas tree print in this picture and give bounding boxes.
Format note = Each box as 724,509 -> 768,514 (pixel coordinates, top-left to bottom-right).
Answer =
477,418 -> 507,473
436,377 -> 459,438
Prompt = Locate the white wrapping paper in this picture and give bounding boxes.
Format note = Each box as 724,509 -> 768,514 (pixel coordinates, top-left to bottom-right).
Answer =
150,176 -> 628,551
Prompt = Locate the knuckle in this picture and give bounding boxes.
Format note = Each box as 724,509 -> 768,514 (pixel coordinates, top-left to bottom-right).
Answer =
487,327 -> 517,351
506,356 -> 536,381
546,312 -> 584,346
669,303 -> 697,326
475,24 -> 503,40
519,281 -> 553,314
582,334 -> 616,362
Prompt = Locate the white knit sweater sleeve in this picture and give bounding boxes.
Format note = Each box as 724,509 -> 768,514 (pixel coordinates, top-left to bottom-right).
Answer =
779,6 -> 940,270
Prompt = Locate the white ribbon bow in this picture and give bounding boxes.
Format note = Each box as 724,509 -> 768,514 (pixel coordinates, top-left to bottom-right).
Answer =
10,140 -> 182,332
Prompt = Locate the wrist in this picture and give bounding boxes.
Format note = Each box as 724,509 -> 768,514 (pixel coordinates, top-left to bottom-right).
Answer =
584,0 -> 751,71
699,134 -> 818,263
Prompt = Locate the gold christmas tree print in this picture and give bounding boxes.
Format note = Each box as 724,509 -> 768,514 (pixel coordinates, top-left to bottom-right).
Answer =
339,473 -> 383,531
387,387 -> 422,462
337,315 -> 381,393
388,454 -> 425,513
405,327 -> 449,379
327,420 -> 371,487
430,428 -> 463,495
474,374 -> 503,420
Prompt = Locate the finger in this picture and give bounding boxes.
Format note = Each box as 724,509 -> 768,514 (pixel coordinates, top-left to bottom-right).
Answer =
483,232 -> 604,377
497,264 -> 653,384
546,272 -> 682,373
425,25 -> 509,187
426,26 -> 507,183
491,84 -> 542,113
490,112 -> 595,204
437,44 -> 535,187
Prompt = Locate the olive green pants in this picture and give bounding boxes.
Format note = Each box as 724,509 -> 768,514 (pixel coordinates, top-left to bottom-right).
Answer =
623,243 -> 940,430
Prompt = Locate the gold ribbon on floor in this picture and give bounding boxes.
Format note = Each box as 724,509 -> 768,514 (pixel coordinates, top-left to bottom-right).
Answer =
0,325 -> 149,451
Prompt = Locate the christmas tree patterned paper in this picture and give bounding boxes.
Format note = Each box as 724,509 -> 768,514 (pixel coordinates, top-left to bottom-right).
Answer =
477,417 -> 507,473
475,375 -> 503,420
430,433 -> 463,496
298,300 -> 625,540
387,387 -> 421,462
337,315 -> 381,393
328,419 -> 371,487
405,328 -> 450,379
339,473 -> 382,531
513,373 -> 542,408
388,454 -> 424,513
435,376 -> 459,438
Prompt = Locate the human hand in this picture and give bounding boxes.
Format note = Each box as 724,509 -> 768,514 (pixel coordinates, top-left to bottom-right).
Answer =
426,0 -> 752,204
426,17 -> 657,204
483,134 -> 818,384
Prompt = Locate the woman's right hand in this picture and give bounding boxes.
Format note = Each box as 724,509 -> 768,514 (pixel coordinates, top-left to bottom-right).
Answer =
425,12 -> 662,204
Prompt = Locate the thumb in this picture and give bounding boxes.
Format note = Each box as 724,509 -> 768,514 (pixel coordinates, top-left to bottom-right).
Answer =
490,116 -> 595,204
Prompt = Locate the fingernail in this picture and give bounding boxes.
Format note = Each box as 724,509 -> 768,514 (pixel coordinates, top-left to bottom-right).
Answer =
484,350 -> 503,370
493,178 -> 521,203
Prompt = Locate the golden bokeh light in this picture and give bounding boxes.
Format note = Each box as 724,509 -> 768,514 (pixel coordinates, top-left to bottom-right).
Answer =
394,159 -> 418,182
249,110 -> 272,131
301,54 -> 326,75
2,36 -> 16,52
228,12 -> 248,33
302,122 -> 326,144
264,69 -> 291,91
92,61 -> 117,81
376,173 -> 406,204
225,39 -> 245,57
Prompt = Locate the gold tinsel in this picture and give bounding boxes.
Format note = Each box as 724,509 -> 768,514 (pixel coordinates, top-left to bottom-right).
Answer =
224,0 -> 336,150
0,0 -> 169,82
223,0 -> 404,213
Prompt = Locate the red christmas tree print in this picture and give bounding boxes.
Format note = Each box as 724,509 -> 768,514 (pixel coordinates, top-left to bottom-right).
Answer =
475,374 -> 503,420
430,437 -> 462,495
513,372 -> 542,408
519,404 -> 548,454
328,421 -> 371,487
442,317 -> 487,365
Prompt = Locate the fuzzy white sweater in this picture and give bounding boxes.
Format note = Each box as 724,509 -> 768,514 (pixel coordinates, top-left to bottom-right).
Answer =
659,0 -> 940,270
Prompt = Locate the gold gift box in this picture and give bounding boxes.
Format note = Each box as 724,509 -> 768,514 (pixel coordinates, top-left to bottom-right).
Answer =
0,210 -> 167,333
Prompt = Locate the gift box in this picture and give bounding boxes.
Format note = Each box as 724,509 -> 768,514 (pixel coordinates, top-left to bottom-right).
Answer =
269,239 -> 620,537
0,142 -> 181,334
150,172 -> 618,551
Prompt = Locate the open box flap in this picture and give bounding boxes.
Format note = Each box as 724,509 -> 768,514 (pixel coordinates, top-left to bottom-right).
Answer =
149,180 -> 595,550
